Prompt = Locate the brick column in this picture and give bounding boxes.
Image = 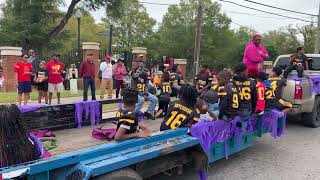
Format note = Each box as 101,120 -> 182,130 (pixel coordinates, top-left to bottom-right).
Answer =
78,42 -> 100,90
132,47 -> 147,62
0,47 -> 22,92
174,59 -> 187,79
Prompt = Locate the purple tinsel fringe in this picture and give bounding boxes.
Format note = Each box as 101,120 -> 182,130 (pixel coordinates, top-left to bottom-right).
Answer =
190,110 -> 286,159
310,76 -> 320,95
75,100 -> 101,128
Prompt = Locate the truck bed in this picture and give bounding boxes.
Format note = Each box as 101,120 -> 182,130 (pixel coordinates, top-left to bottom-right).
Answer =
51,120 -> 162,155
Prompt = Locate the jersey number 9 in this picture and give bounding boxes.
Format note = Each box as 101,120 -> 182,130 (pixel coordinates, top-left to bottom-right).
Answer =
232,94 -> 239,108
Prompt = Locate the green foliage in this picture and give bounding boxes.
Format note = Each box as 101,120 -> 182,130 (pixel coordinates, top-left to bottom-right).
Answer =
0,0 -> 63,51
102,0 -> 156,52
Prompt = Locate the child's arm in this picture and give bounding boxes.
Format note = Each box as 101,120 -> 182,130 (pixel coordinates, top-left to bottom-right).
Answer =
139,124 -> 151,134
114,127 -> 149,141
207,109 -> 217,120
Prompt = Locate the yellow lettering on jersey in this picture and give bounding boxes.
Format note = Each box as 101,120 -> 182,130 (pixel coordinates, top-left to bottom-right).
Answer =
235,81 -> 251,86
174,104 -> 192,114
119,119 -> 135,124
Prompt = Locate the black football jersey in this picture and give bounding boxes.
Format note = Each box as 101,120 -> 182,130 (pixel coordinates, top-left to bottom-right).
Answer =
265,77 -> 287,108
116,109 -> 139,134
218,84 -> 240,120
160,100 -> 200,131
131,69 -> 149,93
194,73 -> 212,89
232,77 -> 257,113
158,82 -> 172,99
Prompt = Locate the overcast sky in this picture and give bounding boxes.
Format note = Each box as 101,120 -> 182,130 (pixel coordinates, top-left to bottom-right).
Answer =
0,0 -> 319,33
80,0 -> 320,33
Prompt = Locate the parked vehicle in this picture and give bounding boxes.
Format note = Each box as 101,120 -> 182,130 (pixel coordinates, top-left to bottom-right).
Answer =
273,54 -> 320,127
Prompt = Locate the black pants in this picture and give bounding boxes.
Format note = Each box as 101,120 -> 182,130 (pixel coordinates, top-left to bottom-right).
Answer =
158,98 -> 170,113
283,64 -> 304,78
83,77 -> 96,101
115,80 -> 124,98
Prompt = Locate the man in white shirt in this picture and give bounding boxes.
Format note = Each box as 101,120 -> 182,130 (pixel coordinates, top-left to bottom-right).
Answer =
100,55 -> 113,99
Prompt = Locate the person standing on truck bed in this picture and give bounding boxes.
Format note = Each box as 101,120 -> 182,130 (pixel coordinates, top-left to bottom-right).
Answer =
160,84 -> 200,131
243,34 -> 269,78
265,66 -> 292,113
283,47 -> 309,79
232,63 -> 257,118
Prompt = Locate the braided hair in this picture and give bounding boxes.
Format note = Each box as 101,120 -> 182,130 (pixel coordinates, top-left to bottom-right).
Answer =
121,87 -> 139,106
179,84 -> 198,108
0,104 -> 39,167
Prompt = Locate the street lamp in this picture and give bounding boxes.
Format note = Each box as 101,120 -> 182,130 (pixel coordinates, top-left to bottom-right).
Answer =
75,9 -> 82,63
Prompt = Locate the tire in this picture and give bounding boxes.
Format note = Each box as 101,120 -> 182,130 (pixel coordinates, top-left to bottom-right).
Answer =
94,168 -> 142,180
303,96 -> 320,128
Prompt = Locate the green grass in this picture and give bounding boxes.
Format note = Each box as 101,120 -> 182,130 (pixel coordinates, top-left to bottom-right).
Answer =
0,90 -> 83,104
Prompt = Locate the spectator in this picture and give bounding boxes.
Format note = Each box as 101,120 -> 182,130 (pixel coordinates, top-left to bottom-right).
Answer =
14,54 -> 32,106
80,53 -> 97,101
114,58 -> 127,98
68,64 -> 78,93
243,34 -> 269,78
46,53 -> 64,105
194,64 -> 212,96
35,61 -> 49,104
99,54 -> 113,99
28,49 -> 39,75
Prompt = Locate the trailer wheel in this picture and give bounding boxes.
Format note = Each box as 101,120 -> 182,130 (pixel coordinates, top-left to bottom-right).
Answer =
94,168 -> 142,180
303,96 -> 320,128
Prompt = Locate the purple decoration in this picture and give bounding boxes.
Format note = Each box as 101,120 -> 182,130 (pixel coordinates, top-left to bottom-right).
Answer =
190,110 -> 287,159
199,169 -> 206,180
28,133 -> 44,158
19,104 -> 45,113
310,76 -> 320,95
75,100 -> 101,128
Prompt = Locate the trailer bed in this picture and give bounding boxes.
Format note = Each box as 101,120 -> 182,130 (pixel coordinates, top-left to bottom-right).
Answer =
51,120 -> 162,155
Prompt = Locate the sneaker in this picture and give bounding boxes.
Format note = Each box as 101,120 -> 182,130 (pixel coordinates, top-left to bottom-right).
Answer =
144,112 -> 155,120
155,109 -> 163,118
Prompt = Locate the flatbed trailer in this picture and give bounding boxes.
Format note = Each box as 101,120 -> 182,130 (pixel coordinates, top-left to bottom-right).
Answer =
0,101 -> 286,179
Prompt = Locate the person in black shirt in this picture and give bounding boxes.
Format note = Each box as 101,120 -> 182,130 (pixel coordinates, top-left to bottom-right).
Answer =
155,72 -> 172,118
265,66 -> 292,113
170,64 -> 183,97
34,61 -> 49,104
232,63 -> 257,118
217,70 -> 239,120
160,84 -> 200,131
114,87 -> 151,141
283,47 -> 308,79
194,65 -> 212,97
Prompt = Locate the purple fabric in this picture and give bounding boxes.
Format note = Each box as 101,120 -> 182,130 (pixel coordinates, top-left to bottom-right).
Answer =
92,128 -> 117,140
199,169 -> 206,180
75,100 -> 101,128
190,110 -> 286,159
19,104 -> 45,113
29,133 -> 44,158
31,130 -> 55,138
310,76 -> 320,95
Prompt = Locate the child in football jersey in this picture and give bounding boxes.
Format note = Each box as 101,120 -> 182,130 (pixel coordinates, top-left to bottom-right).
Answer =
155,72 -> 172,118
265,66 -> 292,113
217,70 -> 240,120
255,72 -> 268,114
114,87 -> 151,141
232,63 -> 257,118
160,84 -> 200,131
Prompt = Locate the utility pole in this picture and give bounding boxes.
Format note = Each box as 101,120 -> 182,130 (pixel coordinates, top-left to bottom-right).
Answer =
315,1 -> 320,54
193,0 -> 203,77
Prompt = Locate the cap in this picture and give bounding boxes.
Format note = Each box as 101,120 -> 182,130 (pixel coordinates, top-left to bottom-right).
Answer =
104,54 -> 111,61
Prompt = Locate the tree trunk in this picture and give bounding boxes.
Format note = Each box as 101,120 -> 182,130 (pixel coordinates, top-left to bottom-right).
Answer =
47,0 -> 80,41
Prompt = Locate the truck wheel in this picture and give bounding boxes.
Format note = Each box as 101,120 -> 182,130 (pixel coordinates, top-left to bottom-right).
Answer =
303,96 -> 320,128
94,168 -> 142,180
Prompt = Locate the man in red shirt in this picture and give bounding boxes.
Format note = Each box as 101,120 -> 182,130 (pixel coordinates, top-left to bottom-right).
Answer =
46,53 -> 64,105
80,53 -> 96,101
14,54 -> 32,106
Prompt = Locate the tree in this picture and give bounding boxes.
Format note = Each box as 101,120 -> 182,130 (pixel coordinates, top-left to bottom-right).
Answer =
102,0 -> 156,53
153,0 -> 234,73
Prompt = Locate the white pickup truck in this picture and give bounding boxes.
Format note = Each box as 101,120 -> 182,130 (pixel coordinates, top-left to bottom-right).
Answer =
273,54 -> 320,127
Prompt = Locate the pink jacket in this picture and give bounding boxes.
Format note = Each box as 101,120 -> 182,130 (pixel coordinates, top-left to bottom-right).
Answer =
114,64 -> 127,80
243,42 -> 269,70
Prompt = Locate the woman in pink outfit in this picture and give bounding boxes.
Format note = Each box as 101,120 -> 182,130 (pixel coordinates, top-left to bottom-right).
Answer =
114,58 -> 127,98
243,34 -> 269,78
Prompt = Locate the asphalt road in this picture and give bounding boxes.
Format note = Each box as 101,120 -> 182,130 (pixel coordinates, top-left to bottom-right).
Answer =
153,121 -> 320,180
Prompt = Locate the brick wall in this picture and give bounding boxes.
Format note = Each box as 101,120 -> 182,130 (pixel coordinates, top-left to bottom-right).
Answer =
2,55 -> 19,92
